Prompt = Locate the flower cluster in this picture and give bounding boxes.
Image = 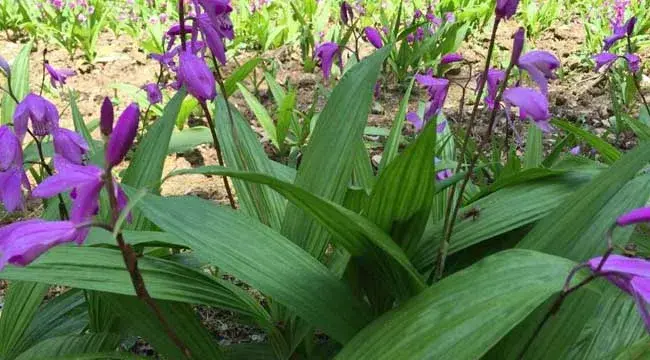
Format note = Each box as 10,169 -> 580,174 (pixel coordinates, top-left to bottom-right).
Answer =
593,12 -> 639,74
405,7 -> 455,44
0,96 -> 139,270
149,0 -> 235,102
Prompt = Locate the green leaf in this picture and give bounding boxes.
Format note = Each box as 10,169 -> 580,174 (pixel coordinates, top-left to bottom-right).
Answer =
518,142 -> 650,258
264,72 -> 286,105
0,281 -> 48,358
414,173 -> 592,272
101,294 -> 221,360
524,124 -> 543,168
224,58 -> 261,97
282,46 -> 390,259
366,120 -> 437,258
15,333 -> 121,360
174,97 -> 199,130
614,336 -> 650,360
0,247 -> 269,324
237,83 -> 279,148
122,88 -> 186,230
621,114 -> 650,141
167,126 -> 213,154
136,192 -> 373,344
213,97 -> 286,230
378,77 -> 414,172
276,89 -> 296,147
1,42 -> 32,124
552,119 -> 621,164
335,250 -> 578,360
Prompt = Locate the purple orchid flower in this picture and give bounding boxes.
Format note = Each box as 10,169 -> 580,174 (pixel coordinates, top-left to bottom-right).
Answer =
604,16 -> 635,51
100,97 -> 114,137
503,87 -> 552,132
444,12 -> 455,23
406,112 -> 448,133
511,27 -> 525,64
363,27 -> 383,49
0,55 -> 10,77
414,9 -> 423,19
340,1 -> 353,25
105,103 -> 140,168
32,156 -> 129,226
196,13 -> 229,64
0,126 -> 29,212
617,207 -> 650,226
435,158 -> 453,181
13,94 -> 60,140
569,145 -> 581,155
495,0 -> 520,20
45,64 -> 76,88
415,74 -> 450,120
142,83 -> 163,105
479,68 -> 506,110
625,53 -> 641,73
517,50 -> 560,95
593,52 -> 619,72
177,51 -> 217,102
315,42 -> 340,81
52,127 -> 89,165
441,53 -> 463,65
0,220 -> 83,270
585,255 -> 650,331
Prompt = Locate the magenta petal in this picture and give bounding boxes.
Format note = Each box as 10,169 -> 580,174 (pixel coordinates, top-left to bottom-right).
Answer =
178,52 -> 217,102
625,53 -> 641,73
315,42 -> 340,81
115,183 -> 132,223
630,277 -> 650,332
32,157 -> 102,198
0,168 -> 24,212
105,103 -> 139,168
0,126 -> 23,170
503,87 -> 551,131
52,128 -> 89,165
363,27 -> 383,49
0,220 -> 79,269
100,97 -> 114,136
495,0 -> 520,19
441,53 -> 463,65
406,112 -> 423,131
69,182 -> 103,224
588,255 -> 650,278
617,207 -> 650,226
593,52 -> 618,72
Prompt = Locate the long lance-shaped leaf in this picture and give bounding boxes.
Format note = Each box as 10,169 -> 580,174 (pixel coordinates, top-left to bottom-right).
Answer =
1,42 -> 31,124
378,77 -> 414,172
136,192 -> 374,344
213,97 -> 286,230
552,119 -> 621,164
335,249 -> 579,360
282,46 -> 391,260
0,247 -> 272,328
15,333 -> 121,360
101,294 -> 222,360
122,88 -> 187,230
162,166 -> 425,290
0,281 -> 49,358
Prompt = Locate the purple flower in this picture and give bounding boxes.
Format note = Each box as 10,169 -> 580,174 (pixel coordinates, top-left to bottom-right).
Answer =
196,14 -> 228,64
625,53 -> 641,73
33,156 -> 129,225
0,126 -> 29,212
315,42 -> 340,81
511,27 -> 525,65
100,97 -> 114,137
569,145 -> 581,155
603,17 -> 635,51
479,68 -> 506,110
617,207 -> 650,226
340,1 -> 353,25
593,52 -> 619,72
627,16 -> 637,36
441,53 -> 463,64
586,255 -> 650,331
415,74 -> 449,120
0,220 -> 83,270
495,0 -> 520,20
52,127 -> 89,165
0,55 -> 10,77
13,94 -> 60,140
197,0 -> 234,40
406,112 -> 424,131
150,48 -> 179,70
435,158 -> 453,181
415,27 -> 425,41
106,103 -> 139,168
142,83 -> 163,105
178,51 -> 217,102
503,87 -> 552,132
517,50 -> 560,95
363,27 -> 383,49
444,12 -> 455,23
414,9 -> 423,19
426,13 -> 441,27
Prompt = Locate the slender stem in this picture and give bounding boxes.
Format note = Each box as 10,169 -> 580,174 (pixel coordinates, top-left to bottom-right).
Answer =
429,19 -> 500,283
178,0 -> 186,51
103,170 -> 192,359
198,101 -> 237,209
39,48 -> 48,96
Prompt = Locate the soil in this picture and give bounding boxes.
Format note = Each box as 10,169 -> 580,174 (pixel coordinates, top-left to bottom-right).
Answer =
1,13 -> 650,353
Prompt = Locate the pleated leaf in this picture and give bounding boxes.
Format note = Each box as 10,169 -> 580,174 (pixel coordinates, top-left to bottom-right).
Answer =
0,281 -> 49,358
15,333 -> 121,360
1,42 -> 31,124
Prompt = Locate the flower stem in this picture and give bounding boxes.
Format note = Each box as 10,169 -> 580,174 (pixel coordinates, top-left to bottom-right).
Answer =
178,0 -> 186,52
103,171 -> 192,359
430,18 -> 500,283
198,101 -> 237,209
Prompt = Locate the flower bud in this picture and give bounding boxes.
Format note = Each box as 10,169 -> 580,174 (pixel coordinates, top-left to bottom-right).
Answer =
100,97 -> 114,137
511,27 -> 525,65
105,103 -> 139,168
0,55 -> 10,77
